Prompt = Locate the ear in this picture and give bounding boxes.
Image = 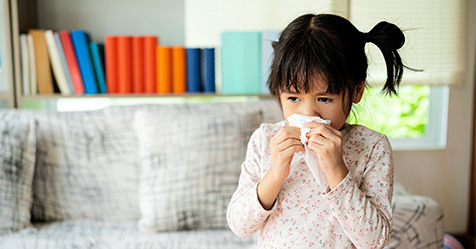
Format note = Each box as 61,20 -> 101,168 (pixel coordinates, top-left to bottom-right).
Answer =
353,82 -> 365,104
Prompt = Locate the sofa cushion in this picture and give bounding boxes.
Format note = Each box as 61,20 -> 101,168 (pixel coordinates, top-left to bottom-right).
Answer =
0,220 -> 257,248
0,111 -> 37,234
30,109 -> 141,221
134,107 -> 263,232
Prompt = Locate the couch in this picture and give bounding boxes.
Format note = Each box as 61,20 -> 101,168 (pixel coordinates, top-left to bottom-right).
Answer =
0,99 -> 445,248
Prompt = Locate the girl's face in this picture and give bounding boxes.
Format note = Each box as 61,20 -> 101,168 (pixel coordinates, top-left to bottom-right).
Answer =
279,79 -> 364,130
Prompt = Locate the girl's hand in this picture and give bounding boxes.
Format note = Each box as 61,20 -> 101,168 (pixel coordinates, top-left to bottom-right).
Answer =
304,122 -> 348,189
268,126 -> 305,181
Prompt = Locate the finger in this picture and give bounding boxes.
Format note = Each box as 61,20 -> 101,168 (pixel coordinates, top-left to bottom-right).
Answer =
307,135 -> 341,154
273,126 -> 302,142
275,137 -> 304,152
307,124 -> 342,141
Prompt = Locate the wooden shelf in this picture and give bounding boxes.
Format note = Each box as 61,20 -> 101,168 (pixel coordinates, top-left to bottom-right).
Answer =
19,93 -> 273,100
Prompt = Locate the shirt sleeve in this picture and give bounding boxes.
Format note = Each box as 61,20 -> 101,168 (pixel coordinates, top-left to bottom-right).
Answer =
322,134 -> 394,249
227,126 -> 276,238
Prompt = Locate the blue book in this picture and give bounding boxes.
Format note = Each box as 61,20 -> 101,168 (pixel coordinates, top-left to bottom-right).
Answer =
201,48 -> 215,93
221,32 -> 261,94
89,42 -> 107,94
54,32 -> 74,93
186,48 -> 201,93
261,31 -> 280,94
70,30 -> 98,94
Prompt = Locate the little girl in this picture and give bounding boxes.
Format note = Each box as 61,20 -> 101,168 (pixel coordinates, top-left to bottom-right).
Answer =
227,13 -> 407,249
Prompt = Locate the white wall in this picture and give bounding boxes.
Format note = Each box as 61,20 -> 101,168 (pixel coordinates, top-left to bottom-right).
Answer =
36,0 -> 185,45
394,1 -> 475,233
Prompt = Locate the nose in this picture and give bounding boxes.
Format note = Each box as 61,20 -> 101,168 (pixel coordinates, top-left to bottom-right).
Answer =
301,101 -> 319,117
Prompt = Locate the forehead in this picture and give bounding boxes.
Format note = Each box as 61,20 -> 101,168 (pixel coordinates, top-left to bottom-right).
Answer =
281,77 -> 330,94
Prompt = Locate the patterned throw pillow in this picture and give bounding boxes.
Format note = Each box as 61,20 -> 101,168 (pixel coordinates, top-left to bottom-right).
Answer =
30,109 -> 141,221
134,108 -> 262,232
0,111 -> 37,234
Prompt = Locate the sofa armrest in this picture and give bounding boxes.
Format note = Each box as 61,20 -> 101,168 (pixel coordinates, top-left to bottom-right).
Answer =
387,183 -> 445,249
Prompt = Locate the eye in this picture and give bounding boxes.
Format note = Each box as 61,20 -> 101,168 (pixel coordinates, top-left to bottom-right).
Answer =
318,97 -> 332,103
287,96 -> 301,102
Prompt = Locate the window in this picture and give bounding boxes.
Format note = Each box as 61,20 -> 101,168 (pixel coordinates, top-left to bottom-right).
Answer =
350,85 -> 448,150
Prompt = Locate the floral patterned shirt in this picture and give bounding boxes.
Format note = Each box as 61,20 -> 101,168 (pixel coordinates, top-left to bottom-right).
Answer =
227,121 -> 394,249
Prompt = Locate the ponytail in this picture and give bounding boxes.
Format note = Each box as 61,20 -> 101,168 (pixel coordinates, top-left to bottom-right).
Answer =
364,22 -> 405,96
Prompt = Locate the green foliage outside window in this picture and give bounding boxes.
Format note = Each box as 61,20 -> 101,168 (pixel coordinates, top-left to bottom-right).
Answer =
349,85 -> 429,138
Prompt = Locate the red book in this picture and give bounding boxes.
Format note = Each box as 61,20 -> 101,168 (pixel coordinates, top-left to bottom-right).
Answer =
172,46 -> 186,93
157,46 -> 172,94
132,36 -> 144,93
59,31 -> 84,94
144,36 -> 158,93
117,36 -> 132,94
105,36 -> 118,93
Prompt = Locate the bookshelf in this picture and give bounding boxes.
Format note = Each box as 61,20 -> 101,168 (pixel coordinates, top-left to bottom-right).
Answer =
0,0 -> 15,108
9,0 -> 271,110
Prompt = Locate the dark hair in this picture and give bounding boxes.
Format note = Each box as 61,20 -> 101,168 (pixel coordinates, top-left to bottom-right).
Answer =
267,13 -> 406,108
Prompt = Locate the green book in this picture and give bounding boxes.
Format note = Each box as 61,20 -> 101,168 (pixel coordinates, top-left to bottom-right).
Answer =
221,32 -> 261,94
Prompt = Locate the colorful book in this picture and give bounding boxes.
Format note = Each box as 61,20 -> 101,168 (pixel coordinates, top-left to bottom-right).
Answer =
90,42 -> 107,94
157,46 -> 172,94
29,29 -> 54,94
54,32 -> 74,94
221,32 -> 261,94
105,35 -> 118,93
27,34 -> 37,95
201,48 -> 215,93
144,36 -> 158,93
20,34 -> 30,95
171,46 -> 186,93
185,48 -> 201,93
44,30 -> 71,95
117,36 -> 132,94
71,30 -> 98,94
261,31 -> 280,94
132,36 -> 144,93
59,31 -> 84,94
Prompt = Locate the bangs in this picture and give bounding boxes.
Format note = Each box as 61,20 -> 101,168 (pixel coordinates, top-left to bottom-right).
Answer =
268,26 -> 350,97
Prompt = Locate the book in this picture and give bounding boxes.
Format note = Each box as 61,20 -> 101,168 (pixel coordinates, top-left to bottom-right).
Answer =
144,36 -> 158,93
105,35 -> 118,93
117,36 -> 132,94
261,31 -> 280,94
54,32 -> 74,94
201,48 -> 215,93
157,46 -> 172,94
171,46 -> 186,93
59,31 -> 84,94
90,42 -> 107,94
20,34 -> 30,95
27,34 -> 37,95
29,29 -> 54,94
221,32 -> 261,94
44,30 -> 71,95
71,30 -> 98,94
185,48 -> 201,93
132,36 -> 144,93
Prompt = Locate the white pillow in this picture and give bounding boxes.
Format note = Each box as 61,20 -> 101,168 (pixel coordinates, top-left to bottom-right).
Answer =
134,108 -> 262,232
31,110 -> 140,221
0,111 -> 37,234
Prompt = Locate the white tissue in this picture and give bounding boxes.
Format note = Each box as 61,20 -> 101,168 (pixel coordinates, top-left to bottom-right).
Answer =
287,114 -> 331,185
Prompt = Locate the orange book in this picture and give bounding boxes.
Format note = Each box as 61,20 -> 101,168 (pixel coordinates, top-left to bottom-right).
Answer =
157,46 -> 172,94
29,29 -> 54,94
117,36 -> 132,94
171,46 -> 186,93
105,36 -> 118,93
144,36 -> 158,93
132,36 -> 145,93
